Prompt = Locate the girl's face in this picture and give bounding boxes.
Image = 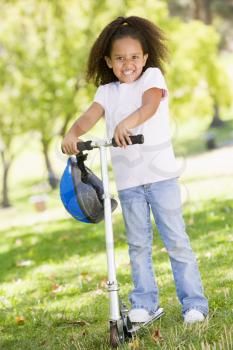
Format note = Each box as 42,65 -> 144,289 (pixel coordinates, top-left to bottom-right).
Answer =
105,36 -> 148,84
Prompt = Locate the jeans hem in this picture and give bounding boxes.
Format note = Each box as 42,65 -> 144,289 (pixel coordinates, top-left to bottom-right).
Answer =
183,306 -> 208,317
131,304 -> 159,315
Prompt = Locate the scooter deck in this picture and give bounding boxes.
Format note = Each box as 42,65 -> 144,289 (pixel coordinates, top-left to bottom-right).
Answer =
128,307 -> 164,334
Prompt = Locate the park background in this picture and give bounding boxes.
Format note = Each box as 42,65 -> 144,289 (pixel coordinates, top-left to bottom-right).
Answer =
0,1 -> 233,349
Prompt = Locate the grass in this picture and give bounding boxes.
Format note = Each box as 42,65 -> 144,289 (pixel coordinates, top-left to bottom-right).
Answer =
173,117 -> 233,157
0,196 -> 233,349
0,116 -> 233,349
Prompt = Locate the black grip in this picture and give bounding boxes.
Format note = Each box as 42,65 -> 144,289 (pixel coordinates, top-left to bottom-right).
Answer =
76,140 -> 93,151
112,134 -> 144,147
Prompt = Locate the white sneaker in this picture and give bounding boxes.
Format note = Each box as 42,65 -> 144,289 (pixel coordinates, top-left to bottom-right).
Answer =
184,309 -> 205,324
128,308 -> 151,323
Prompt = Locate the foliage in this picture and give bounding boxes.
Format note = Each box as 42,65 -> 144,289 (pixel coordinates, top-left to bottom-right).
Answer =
1,0 -> 231,132
0,3 -> 31,206
167,20 -> 232,120
0,0 -> 233,205
0,3 -> 27,148
8,1 -> 81,139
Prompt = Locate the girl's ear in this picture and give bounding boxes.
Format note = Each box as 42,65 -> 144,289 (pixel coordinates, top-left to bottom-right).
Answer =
104,56 -> 112,69
143,53 -> 148,66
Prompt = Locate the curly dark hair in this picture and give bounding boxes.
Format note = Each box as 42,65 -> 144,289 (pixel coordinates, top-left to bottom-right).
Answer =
86,16 -> 168,86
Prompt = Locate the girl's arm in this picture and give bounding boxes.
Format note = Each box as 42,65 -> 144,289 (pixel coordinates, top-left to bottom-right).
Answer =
61,102 -> 104,155
114,87 -> 163,147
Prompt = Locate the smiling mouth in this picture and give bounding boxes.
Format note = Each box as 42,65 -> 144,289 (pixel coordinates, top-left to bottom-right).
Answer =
123,70 -> 135,76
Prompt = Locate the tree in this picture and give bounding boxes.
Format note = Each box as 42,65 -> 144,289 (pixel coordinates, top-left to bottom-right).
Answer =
0,37 -> 25,207
18,0 -> 116,188
167,0 -> 233,50
17,1 -> 80,188
166,20 -> 232,122
0,95 -> 16,208
0,0 -> 114,201
1,0 -> 232,207
167,0 -> 233,22
125,1 -> 232,124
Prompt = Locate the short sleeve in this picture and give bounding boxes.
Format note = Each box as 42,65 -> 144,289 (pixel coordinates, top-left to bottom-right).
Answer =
93,85 -> 106,109
142,68 -> 168,99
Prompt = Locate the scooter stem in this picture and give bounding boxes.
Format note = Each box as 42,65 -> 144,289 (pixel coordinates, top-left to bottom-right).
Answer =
99,146 -> 120,321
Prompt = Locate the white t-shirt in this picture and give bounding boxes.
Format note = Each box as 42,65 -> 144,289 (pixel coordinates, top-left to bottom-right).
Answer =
94,67 -> 181,191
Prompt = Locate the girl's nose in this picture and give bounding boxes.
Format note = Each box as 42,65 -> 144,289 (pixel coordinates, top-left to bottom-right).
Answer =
123,58 -> 133,66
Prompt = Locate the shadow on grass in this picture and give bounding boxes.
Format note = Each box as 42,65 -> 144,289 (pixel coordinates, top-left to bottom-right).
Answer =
0,217 -> 126,282
0,198 -> 232,283
184,198 -> 233,241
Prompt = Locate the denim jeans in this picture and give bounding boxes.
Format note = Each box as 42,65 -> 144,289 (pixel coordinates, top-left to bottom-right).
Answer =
118,178 -> 208,316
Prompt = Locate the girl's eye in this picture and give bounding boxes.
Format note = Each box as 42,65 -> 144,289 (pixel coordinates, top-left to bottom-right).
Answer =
115,56 -> 139,61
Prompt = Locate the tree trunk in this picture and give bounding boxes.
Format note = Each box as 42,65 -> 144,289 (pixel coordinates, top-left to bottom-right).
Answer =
60,113 -> 72,137
210,101 -> 225,128
202,0 -> 213,24
1,151 -> 11,208
193,0 -> 213,24
193,0 -> 202,20
41,139 -> 58,189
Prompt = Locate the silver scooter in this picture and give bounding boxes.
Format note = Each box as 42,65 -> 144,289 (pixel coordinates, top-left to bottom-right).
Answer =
76,135 -> 164,348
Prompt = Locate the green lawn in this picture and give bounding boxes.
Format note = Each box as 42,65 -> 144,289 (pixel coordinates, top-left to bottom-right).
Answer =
0,195 -> 233,349
173,117 -> 233,157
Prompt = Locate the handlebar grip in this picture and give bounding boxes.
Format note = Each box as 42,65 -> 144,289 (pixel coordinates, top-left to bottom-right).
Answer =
112,134 -> 144,147
76,140 -> 93,151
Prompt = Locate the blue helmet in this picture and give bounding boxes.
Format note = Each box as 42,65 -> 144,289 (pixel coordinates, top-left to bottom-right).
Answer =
60,153 -> 117,223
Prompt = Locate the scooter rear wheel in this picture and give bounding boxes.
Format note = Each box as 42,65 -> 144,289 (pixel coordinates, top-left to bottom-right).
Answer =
109,321 -> 124,348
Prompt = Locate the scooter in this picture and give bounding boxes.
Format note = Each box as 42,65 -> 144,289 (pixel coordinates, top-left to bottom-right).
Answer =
76,134 -> 164,348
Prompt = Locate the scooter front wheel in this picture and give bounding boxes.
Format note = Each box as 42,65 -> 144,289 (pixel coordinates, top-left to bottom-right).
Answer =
109,321 -> 125,348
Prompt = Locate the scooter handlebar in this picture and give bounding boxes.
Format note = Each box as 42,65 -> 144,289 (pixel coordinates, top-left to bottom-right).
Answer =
112,134 -> 144,147
76,140 -> 93,152
76,134 -> 144,151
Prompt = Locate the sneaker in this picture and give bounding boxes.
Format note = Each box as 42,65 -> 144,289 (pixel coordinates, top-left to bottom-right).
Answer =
128,308 -> 151,323
184,309 -> 205,324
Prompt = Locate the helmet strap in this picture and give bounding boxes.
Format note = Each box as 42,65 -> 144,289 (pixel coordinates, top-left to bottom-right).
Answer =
76,152 -> 88,183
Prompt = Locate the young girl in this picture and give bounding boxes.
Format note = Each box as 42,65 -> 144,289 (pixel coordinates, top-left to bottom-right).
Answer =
62,16 -> 208,324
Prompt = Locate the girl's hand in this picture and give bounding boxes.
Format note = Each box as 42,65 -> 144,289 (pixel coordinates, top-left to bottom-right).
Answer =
61,133 -> 82,155
113,121 -> 132,147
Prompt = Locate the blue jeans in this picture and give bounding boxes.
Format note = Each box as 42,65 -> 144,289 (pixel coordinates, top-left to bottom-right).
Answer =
118,178 -> 208,316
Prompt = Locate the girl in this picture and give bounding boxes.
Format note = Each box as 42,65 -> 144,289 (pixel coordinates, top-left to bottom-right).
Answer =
62,16 -> 208,324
